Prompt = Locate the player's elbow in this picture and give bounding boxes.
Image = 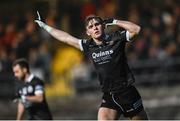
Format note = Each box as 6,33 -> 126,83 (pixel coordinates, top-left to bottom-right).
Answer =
38,97 -> 44,103
130,25 -> 141,36
36,95 -> 44,103
129,25 -> 141,39
135,25 -> 141,34
137,26 -> 141,33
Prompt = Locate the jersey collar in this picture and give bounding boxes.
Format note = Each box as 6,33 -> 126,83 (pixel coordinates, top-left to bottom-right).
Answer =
25,74 -> 34,83
90,34 -> 110,46
103,34 -> 110,44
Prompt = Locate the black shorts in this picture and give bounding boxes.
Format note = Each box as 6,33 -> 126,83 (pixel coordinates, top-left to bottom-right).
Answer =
100,85 -> 144,117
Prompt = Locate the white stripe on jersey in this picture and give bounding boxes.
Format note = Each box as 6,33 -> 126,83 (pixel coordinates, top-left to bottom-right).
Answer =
126,31 -> 131,42
35,85 -> 44,95
35,85 -> 43,90
35,90 -> 44,95
78,39 -> 83,51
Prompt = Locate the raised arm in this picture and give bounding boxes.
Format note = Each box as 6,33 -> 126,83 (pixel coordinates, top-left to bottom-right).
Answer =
34,12 -> 81,49
104,19 -> 141,39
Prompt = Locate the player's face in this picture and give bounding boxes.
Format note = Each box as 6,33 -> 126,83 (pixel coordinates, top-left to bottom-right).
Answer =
86,19 -> 104,39
13,65 -> 26,81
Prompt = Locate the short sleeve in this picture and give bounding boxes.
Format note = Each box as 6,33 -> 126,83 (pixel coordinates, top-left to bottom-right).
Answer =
34,80 -> 44,95
114,30 -> 132,42
79,39 -> 89,51
126,31 -> 131,41
78,39 -> 83,51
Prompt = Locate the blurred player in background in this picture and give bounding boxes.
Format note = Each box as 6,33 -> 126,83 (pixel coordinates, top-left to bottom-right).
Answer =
12,58 -> 52,120
35,12 -> 148,120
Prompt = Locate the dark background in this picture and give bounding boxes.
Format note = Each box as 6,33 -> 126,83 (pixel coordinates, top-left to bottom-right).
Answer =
0,0 -> 179,119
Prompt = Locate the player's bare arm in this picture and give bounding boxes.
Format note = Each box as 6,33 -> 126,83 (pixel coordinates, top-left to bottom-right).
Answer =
25,94 -> 43,103
16,101 -> 25,120
35,11 -> 81,49
105,19 -> 141,39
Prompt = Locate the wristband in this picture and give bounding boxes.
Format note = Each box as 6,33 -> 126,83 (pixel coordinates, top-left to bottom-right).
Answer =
43,24 -> 52,33
104,19 -> 118,27
112,19 -> 118,24
35,20 -> 53,33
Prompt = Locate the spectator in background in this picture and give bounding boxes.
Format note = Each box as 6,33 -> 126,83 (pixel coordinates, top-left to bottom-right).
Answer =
81,0 -> 96,20
2,23 -> 17,48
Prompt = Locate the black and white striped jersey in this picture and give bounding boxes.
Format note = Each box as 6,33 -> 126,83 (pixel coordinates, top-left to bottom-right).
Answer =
17,74 -> 52,120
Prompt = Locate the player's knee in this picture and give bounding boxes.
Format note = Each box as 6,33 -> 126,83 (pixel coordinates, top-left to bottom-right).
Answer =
98,113 -> 112,120
98,108 -> 118,120
98,111 -> 109,120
